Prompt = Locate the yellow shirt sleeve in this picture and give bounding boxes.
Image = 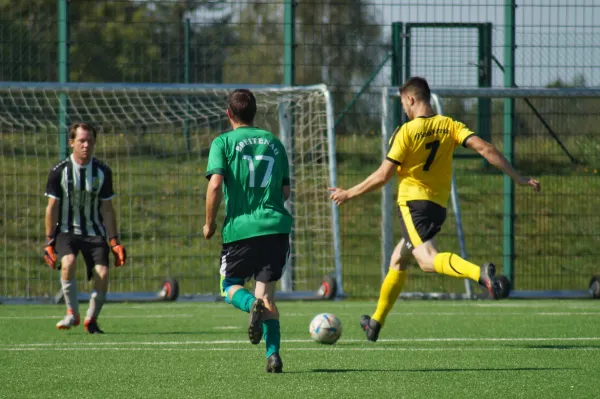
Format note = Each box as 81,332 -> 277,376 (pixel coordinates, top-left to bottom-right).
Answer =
386,125 -> 409,165
453,120 -> 476,147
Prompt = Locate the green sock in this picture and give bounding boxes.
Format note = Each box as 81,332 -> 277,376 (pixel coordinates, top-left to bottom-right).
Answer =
230,288 -> 255,313
263,319 -> 280,358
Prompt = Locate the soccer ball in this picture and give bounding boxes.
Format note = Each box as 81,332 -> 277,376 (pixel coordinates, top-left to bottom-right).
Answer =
309,313 -> 342,345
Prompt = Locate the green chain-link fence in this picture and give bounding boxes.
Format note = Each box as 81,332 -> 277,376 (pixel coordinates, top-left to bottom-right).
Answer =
1,0 -> 599,298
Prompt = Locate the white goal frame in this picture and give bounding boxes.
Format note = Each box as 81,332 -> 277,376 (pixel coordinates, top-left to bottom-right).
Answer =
0,82 -> 343,302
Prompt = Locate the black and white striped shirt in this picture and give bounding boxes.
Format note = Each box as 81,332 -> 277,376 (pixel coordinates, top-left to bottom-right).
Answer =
45,155 -> 114,236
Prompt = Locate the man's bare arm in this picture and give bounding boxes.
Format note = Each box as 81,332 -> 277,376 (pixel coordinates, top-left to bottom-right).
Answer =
205,174 -> 224,226
283,185 -> 291,201
466,136 -> 541,191
100,199 -> 119,238
329,159 -> 397,205
45,197 -> 60,238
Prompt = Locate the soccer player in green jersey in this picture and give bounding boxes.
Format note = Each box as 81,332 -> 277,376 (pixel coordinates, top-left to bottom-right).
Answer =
204,89 -> 292,373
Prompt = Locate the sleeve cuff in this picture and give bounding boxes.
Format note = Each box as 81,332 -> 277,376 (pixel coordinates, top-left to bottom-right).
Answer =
44,193 -> 60,199
386,157 -> 401,166
100,195 -> 115,201
206,168 -> 225,180
462,134 -> 475,148
282,177 -> 290,186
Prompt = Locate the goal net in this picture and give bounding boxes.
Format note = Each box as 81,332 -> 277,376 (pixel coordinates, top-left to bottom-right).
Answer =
0,82 -> 342,300
382,86 -> 600,299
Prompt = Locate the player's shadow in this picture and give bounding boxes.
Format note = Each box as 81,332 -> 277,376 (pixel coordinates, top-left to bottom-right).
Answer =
521,344 -> 600,350
306,367 -> 577,374
106,331 -> 222,336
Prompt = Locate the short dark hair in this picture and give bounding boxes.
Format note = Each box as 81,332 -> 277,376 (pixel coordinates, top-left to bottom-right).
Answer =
227,89 -> 257,124
399,77 -> 431,103
69,122 -> 97,140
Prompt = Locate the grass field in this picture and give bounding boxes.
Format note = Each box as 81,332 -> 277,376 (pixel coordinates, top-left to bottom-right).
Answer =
2,299 -> 600,398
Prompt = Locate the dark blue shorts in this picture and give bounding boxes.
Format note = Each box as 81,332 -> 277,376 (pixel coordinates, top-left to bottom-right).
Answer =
219,233 -> 290,286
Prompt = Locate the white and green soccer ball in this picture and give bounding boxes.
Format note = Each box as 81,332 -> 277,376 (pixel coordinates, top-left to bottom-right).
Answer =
309,313 -> 342,345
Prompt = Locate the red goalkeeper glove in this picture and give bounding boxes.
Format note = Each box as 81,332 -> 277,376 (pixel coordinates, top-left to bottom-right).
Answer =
44,236 -> 57,269
109,236 -> 127,267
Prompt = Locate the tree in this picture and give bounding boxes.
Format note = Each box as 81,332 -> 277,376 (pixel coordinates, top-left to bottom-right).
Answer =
0,0 -> 236,83
223,0 -> 385,133
0,0 -> 58,81
68,0 -> 235,83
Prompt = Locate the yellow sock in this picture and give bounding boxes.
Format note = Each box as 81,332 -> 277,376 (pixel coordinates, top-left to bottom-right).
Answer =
372,268 -> 407,325
433,252 -> 481,282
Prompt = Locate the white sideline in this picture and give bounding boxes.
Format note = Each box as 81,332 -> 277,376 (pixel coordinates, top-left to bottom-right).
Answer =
292,311 -> 600,317
0,314 -> 193,320
47,302 -> 597,310
2,311 -> 598,320
2,346 -> 600,352
2,337 -> 600,348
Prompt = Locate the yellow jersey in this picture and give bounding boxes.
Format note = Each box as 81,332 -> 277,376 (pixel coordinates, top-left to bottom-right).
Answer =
386,115 -> 475,207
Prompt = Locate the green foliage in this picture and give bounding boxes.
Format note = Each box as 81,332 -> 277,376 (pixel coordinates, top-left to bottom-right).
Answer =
546,74 -> 586,89
0,0 -> 235,83
224,0 -> 385,132
0,0 -> 58,81
1,0 -> 384,133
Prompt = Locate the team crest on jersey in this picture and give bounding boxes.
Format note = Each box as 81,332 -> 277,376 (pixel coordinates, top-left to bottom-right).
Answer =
92,177 -> 102,191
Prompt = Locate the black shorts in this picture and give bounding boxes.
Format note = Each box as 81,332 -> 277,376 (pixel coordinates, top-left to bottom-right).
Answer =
55,233 -> 110,280
398,200 -> 447,249
220,233 -> 290,284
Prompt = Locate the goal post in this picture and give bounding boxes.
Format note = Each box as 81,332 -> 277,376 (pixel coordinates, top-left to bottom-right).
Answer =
382,85 -> 600,299
0,82 -> 342,301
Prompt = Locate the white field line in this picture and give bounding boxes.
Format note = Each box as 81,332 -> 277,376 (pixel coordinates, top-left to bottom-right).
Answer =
59,302 -> 600,310
2,346 -> 600,352
0,314 -> 193,320
289,312 -> 600,317
472,303 -> 599,309
2,337 -> 600,348
1,312 -> 599,320
107,303 -> 230,310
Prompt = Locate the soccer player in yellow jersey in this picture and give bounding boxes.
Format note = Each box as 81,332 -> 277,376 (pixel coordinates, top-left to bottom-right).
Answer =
329,77 -> 541,342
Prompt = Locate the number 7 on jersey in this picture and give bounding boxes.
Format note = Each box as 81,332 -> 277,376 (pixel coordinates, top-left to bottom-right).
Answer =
243,155 -> 274,187
423,140 -> 440,171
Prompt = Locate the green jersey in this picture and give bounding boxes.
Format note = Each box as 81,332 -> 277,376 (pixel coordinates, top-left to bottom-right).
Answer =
206,126 -> 293,244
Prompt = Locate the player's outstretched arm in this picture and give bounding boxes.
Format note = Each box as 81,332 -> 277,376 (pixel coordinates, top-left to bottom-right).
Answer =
204,174 -> 224,239
329,159 -> 397,205
465,136 -> 541,192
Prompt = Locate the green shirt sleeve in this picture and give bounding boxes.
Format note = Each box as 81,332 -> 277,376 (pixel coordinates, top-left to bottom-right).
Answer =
206,136 -> 226,180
